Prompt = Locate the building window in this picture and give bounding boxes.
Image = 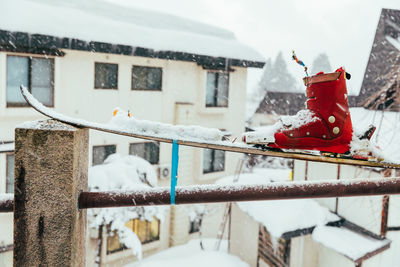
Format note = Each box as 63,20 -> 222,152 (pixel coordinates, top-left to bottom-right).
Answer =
6,154 -> 14,193
205,71 -> 229,107
132,66 -> 162,90
129,142 -> 160,165
189,218 -> 202,234
95,63 -> 118,89
106,218 -> 160,254
7,55 -> 54,107
203,149 -> 225,173
92,145 -> 116,165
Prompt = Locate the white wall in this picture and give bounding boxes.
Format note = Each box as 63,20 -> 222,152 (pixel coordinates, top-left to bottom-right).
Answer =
290,235 -> 318,267
316,244 -> 354,267
293,158 -> 399,266
230,203 -> 259,267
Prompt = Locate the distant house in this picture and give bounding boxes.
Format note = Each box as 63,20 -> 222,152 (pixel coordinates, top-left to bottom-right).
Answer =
221,170 -> 392,267
357,8 -> 400,111
250,91 -> 306,127
231,201 -> 391,267
0,0 -> 264,266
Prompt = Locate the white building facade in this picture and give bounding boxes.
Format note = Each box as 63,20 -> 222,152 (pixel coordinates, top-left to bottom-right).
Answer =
0,1 -> 265,266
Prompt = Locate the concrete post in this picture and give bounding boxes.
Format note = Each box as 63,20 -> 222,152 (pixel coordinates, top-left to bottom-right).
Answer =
14,120 -> 88,267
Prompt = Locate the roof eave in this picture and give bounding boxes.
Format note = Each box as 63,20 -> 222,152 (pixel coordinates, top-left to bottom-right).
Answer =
0,29 -> 265,68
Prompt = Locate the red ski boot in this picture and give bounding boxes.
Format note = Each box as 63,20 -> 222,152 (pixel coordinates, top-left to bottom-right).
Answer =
244,67 -> 353,154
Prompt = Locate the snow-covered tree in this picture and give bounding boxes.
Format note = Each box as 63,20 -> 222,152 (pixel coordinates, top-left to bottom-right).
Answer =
246,52 -> 299,120
256,58 -> 273,98
270,52 -> 297,92
258,52 -> 297,93
311,53 -> 332,75
246,58 -> 273,119
88,154 -> 166,260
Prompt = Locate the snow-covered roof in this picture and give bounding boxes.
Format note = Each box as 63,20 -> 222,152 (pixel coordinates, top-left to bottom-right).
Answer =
217,168 -> 391,263
237,199 -> 340,238
254,91 -> 307,116
0,142 -> 14,153
216,169 -> 340,238
313,225 -> 390,262
0,0 -> 265,66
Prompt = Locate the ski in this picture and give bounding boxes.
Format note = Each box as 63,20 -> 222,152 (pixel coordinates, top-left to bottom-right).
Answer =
20,86 -> 400,169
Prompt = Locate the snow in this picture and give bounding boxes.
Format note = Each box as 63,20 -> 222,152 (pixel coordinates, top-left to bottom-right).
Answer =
237,199 -> 339,239
0,142 -> 14,153
386,36 -> 400,51
0,193 -> 13,202
244,109 -> 320,143
17,119 -> 77,131
216,168 -> 291,185
280,109 -> 320,129
89,154 -> 158,190
244,124 -> 278,143
350,107 -> 400,163
0,0 -> 264,63
312,225 -> 390,261
124,239 -> 249,267
88,154 -> 166,260
216,170 -> 340,239
110,108 -> 223,142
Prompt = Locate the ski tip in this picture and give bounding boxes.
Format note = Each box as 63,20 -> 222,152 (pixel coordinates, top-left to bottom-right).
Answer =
20,85 -> 31,105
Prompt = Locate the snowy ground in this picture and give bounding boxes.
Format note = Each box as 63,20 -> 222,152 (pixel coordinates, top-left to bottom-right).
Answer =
124,239 -> 249,267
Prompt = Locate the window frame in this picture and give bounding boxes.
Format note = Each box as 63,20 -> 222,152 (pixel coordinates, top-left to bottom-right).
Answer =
205,70 -> 229,108
94,62 -> 119,90
92,144 -> 117,166
129,142 -> 160,165
106,217 -> 161,254
131,65 -> 163,91
189,217 -> 202,234
6,54 -> 55,108
6,153 -> 14,194
202,148 -> 225,174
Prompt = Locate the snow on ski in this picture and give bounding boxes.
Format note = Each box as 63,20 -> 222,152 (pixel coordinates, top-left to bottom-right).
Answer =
20,86 -> 400,169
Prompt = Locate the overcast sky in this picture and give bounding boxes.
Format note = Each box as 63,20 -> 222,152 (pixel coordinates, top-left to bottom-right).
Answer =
109,0 -> 400,95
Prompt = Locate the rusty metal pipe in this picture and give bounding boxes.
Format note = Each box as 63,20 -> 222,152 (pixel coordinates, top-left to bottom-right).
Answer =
3,178 -> 400,212
0,194 -> 13,212
79,177 -> 400,209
